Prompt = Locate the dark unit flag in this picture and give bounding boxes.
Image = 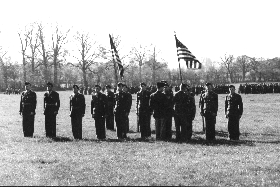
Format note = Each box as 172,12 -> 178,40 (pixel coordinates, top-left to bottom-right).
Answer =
109,34 -> 124,79
175,35 -> 202,69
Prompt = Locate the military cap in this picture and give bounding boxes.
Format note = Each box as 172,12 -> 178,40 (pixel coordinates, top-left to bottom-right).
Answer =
117,82 -> 123,87
205,82 -> 212,86
229,85 -> 235,88
157,82 -> 165,88
95,85 -> 101,88
105,85 -> 111,88
122,84 -> 127,88
140,82 -> 146,86
46,82 -> 53,87
73,84 -> 79,89
25,82 -> 31,86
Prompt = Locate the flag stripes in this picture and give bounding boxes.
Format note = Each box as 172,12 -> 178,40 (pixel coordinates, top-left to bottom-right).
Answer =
175,35 -> 202,69
109,34 -> 124,79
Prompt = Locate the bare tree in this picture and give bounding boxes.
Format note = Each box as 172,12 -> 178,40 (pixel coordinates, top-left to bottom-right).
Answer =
145,46 -> 167,84
51,25 -> 70,87
130,44 -> 148,83
235,55 -> 250,82
18,30 -> 30,83
220,54 -> 234,83
38,23 -> 51,84
70,32 -> 100,88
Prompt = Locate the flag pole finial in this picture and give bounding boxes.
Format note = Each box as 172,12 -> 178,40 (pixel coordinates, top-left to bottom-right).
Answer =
174,31 -> 176,36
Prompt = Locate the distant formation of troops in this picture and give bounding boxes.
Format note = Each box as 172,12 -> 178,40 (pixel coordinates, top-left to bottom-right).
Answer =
239,83 -> 280,94
19,80 -> 244,142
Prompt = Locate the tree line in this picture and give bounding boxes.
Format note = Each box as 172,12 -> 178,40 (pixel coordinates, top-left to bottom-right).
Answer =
1,22 -> 280,91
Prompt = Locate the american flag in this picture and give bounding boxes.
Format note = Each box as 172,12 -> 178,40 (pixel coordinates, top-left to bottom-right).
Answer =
175,35 -> 202,69
109,34 -> 124,79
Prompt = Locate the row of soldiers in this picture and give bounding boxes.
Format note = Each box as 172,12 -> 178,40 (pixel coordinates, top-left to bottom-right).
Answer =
239,83 -> 280,94
19,80 -> 243,141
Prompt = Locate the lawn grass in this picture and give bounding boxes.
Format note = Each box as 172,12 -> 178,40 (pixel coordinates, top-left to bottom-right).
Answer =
0,91 -> 279,186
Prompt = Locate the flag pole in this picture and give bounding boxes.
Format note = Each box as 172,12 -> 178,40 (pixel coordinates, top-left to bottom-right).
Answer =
174,31 -> 183,83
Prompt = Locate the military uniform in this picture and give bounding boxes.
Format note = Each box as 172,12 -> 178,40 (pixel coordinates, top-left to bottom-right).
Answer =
114,91 -> 131,139
136,89 -> 152,138
91,92 -> 108,139
69,92 -> 86,139
225,93 -> 243,140
44,90 -> 60,138
164,90 -> 173,140
19,89 -> 37,137
173,90 -> 196,141
105,89 -> 115,130
150,86 -> 167,140
200,90 -> 218,140
124,91 -> 132,133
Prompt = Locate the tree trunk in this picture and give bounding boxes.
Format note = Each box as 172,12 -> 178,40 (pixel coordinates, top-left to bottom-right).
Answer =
53,49 -> 58,87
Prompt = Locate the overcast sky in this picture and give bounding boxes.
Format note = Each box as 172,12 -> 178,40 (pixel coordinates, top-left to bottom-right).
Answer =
0,0 -> 279,69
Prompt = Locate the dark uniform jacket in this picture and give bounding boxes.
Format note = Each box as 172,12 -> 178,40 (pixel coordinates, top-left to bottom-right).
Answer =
173,90 -> 196,119
44,91 -> 60,115
20,90 -> 37,114
105,91 -> 115,115
124,92 -> 132,114
150,90 -> 167,118
91,92 -> 108,118
114,91 -> 131,114
164,90 -> 174,117
136,90 -> 151,113
200,91 -> 218,116
225,93 -> 243,117
69,93 -> 86,117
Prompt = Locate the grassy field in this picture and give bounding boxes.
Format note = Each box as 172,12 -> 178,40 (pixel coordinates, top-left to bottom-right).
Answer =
0,91 -> 279,186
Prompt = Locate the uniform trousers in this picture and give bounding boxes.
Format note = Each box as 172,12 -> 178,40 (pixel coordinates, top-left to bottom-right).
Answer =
165,116 -> 173,139
228,116 -> 240,140
205,115 -> 216,140
155,118 -> 166,140
139,112 -> 151,138
22,113 -> 35,137
106,113 -> 114,130
94,117 -> 106,139
45,113 -> 56,138
174,115 -> 192,141
71,115 -> 83,139
115,112 -> 127,139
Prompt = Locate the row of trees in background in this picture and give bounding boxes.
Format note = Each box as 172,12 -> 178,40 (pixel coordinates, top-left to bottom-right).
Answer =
1,22 -> 280,91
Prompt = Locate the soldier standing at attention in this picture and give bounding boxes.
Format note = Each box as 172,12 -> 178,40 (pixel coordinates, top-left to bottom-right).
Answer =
150,82 -> 167,140
225,85 -> 243,140
161,80 -> 174,140
105,85 -> 115,131
136,82 -> 152,139
123,84 -> 132,134
173,83 -> 196,142
44,82 -> 60,138
69,85 -> 86,140
114,82 -> 129,140
91,85 -> 108,140
200,82 -> 218,141
19,82 -> 37,137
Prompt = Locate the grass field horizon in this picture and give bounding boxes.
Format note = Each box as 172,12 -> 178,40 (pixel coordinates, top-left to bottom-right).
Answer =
0,91 -> 279,186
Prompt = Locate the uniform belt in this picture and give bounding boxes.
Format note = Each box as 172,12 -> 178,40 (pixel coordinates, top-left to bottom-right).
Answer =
22,103 -> 32,105
46,104 -> 56,106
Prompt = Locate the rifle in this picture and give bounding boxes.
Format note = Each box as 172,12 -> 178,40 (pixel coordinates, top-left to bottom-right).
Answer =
199,90 -> 206,133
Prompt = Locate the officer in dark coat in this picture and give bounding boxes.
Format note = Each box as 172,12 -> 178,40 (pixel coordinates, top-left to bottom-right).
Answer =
200,82 -> 218,141
161,80 -> 174,140
105,85 -> 115,130
150,82 -> 167,140
44,82 -> 60,138
69,85 -> 86,139
19,82 -> 37,137
173,83 -> 196,141
91,85 -> 108,140
123,84 -> 132,134
136,82 -> 152,139
114,82 -> 130,139
225,85 -> 243,140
